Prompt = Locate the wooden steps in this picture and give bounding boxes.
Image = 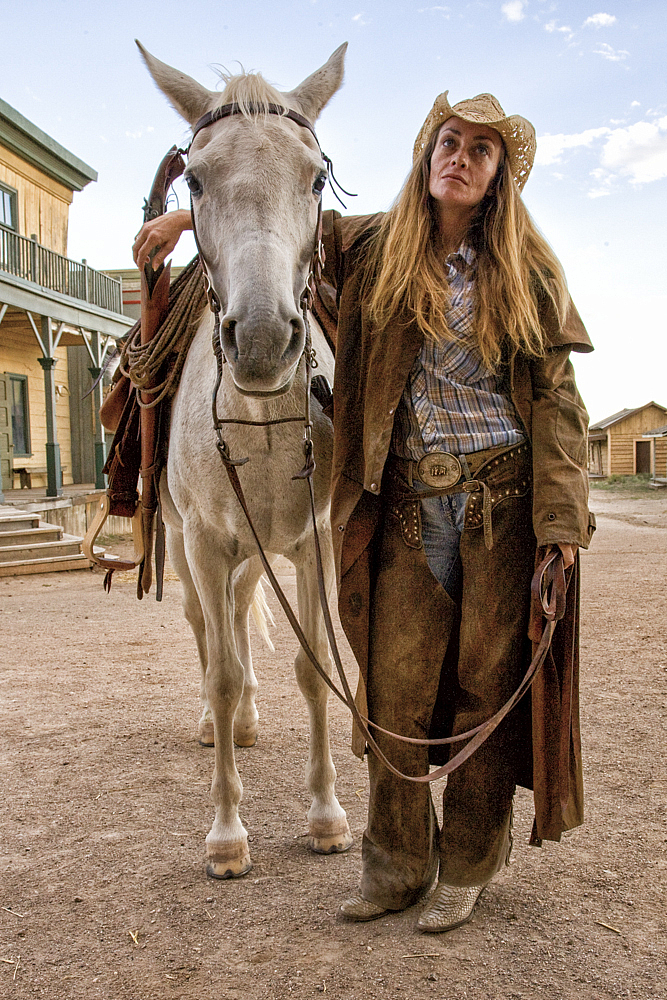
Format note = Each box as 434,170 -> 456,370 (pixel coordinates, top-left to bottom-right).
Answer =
0,507 -> 94,577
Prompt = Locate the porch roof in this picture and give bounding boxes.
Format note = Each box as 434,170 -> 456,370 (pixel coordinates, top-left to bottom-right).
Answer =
0,269 -> 132,339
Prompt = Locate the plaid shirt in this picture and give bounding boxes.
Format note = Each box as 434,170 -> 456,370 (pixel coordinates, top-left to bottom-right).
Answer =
391,246 -> 525,461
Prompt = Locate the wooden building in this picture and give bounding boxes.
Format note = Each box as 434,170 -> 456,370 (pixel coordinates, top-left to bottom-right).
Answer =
588,402 -> 667,478
0,97 -> 132,502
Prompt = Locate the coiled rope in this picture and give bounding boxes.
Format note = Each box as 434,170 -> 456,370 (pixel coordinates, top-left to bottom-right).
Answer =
119,256 -> 207,407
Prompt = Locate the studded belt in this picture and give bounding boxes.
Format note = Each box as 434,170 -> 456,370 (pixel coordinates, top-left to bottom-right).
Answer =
385,442 -> 531,551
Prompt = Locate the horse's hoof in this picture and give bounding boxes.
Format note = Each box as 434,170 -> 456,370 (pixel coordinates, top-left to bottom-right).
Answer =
309,834 -> 354,854
206,860 -> 253,880
198,720 -> 215,746
233,726 -> 258,748
206,841 -> 252,879
308,818 -> 354,855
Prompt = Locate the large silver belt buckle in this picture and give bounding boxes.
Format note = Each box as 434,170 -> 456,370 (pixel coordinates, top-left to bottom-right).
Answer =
416,452 -> 462,489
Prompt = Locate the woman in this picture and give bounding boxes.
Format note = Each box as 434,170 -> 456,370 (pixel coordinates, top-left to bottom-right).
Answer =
321,92 -> 593,932
134,91 -> 594,933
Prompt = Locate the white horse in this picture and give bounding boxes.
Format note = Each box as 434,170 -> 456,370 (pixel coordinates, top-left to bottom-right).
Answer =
138,43 -> 353,878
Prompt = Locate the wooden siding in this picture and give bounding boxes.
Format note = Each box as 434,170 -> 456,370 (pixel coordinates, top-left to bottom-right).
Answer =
0,143 -> 72,254
588,439 -> 607,477
654,438 -> 667,479
0,309 -> 73,487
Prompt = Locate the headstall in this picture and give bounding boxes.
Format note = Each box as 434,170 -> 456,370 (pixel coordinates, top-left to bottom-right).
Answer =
183,101 -> 351,473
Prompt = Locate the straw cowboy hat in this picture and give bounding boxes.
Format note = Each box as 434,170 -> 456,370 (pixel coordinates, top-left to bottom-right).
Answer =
413,91 -> 536,192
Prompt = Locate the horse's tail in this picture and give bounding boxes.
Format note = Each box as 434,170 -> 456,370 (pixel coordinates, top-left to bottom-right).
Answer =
250,577 -> 276,652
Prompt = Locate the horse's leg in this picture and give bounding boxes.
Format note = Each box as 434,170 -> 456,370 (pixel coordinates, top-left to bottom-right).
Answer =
183,523 -> 252,878
292,526 -> 353,855
230,556 -> 270,748
165,524 -> 214,746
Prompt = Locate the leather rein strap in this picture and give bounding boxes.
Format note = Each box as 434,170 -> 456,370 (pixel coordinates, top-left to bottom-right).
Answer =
193,102 -> 569,783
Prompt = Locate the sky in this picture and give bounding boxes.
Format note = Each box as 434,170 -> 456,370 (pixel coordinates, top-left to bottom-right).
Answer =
1,0 -> 665,423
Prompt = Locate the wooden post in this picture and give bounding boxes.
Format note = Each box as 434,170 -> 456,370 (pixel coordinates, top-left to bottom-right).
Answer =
30,234 -> 38,284
37,315 -> 62,497
88,331 -> 107,489
0,372 -> 12,503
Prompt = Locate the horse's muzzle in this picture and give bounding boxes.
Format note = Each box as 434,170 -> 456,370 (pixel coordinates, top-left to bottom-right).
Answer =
221,311 -> 305,396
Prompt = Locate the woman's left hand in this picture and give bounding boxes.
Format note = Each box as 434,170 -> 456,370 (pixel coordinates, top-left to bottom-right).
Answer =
552,542 -> 578,568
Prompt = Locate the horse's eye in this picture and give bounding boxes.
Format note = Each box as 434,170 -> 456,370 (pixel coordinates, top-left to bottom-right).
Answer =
312,172 -> 327,195
185,173 -> 203,198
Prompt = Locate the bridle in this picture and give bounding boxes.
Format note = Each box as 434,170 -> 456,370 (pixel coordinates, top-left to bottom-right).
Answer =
172,102 -> 570,784
186,101 -> 334,475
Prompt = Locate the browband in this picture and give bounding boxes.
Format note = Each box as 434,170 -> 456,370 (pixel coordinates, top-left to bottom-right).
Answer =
191,102 -> 319,148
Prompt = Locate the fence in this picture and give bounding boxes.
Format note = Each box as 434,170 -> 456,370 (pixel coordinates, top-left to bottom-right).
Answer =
0,228 -> 122,314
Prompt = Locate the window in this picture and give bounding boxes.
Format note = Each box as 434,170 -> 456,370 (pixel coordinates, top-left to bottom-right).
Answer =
0,182 -> 18,231
8,374 -> 30,457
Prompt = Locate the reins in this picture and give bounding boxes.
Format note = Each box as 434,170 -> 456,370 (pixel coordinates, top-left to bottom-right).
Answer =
183,102 -> 569,783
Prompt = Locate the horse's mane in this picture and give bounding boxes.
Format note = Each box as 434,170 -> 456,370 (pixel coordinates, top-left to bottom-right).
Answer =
214,69 -> 288,119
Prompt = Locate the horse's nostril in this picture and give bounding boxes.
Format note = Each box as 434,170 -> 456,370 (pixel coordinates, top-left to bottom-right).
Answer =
222,318 -> 238,359
288,316 -> 304,354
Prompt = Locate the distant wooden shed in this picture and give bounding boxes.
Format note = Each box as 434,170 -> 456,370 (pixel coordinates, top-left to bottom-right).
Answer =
588,402 -> 667,478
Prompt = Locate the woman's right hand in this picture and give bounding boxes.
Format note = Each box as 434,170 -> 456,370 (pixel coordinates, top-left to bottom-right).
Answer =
132,209 -> 193,269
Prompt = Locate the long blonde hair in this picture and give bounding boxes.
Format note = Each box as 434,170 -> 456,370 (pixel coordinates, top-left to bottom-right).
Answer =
365,128 -> 569,369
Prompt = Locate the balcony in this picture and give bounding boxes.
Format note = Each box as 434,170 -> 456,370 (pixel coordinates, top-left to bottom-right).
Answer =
0,228 -> 121,314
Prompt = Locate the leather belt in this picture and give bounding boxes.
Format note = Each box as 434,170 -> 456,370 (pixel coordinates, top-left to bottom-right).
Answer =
385,442 -> 530,551
389,442 -> 523,490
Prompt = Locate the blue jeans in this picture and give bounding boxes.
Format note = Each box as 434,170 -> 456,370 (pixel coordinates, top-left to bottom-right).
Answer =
417,489 -> 468,600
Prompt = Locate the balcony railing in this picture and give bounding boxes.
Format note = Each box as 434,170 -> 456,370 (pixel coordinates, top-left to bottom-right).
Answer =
0,228 -> 122,314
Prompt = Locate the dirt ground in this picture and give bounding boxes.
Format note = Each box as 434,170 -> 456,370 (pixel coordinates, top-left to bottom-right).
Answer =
1,485 -> 666,1000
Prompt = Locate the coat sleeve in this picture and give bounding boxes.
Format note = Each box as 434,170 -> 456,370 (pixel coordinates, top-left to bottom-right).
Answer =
529,345 -> 594,549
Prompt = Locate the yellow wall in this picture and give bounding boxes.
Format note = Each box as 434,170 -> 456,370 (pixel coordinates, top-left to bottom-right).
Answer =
0,144 -> 72,254
0,311 -> 73,487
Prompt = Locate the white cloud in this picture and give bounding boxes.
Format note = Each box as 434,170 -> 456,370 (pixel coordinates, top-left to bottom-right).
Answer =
631,101 -> 640,108
501,1 -> 526,23
537,116 -> 667,192
417,5 -> 450,14
601,117 -> 667,184
583,13 -> 617,28
536,127 -> 611,166
352,12 -> 367,24
587,168 -> 614,198
594,42 -> 629,61
545,19 -> 573,39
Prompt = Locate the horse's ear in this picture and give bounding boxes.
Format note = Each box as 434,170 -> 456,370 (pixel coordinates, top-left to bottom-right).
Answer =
136,40 -> 214,126
284,42 -> 347,123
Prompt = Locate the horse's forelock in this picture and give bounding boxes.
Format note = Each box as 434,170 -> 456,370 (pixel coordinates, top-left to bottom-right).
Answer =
213,70 -> 288,121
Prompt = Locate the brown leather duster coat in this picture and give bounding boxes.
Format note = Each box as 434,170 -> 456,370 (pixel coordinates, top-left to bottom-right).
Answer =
318,211 -> 595,844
